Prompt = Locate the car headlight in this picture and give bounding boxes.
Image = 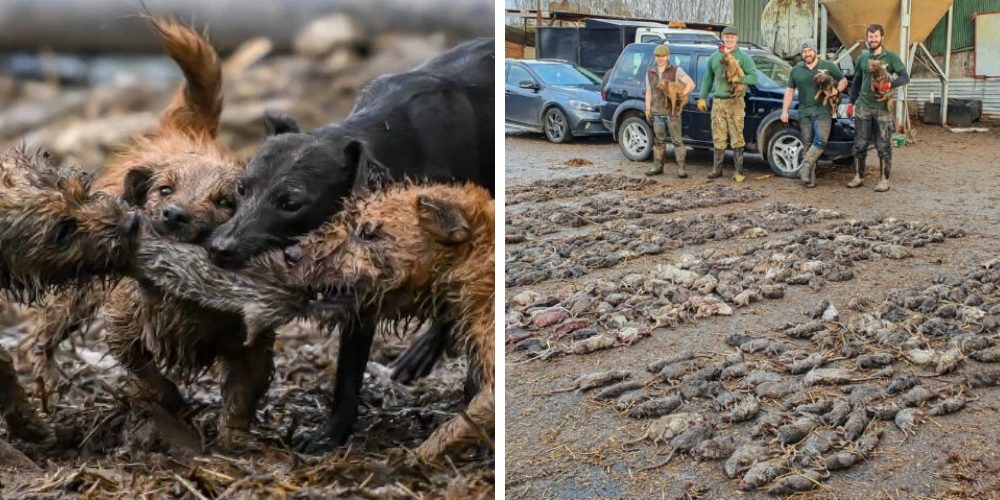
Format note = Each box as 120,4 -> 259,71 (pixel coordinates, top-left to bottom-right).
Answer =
569,99 -> 598,112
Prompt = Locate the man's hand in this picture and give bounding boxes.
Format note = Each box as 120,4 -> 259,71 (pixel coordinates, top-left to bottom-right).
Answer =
697,99 -> 708,112
645,109 -> 652,122
877,81 -> 891,92
780,110 -> 789,123
728,75 -> 741,84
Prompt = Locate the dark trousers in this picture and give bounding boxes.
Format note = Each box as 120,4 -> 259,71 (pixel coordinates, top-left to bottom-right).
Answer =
853,106 -> 893,160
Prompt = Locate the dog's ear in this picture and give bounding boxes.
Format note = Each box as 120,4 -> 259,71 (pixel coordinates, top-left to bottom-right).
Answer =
149,17 -> 223,139
263,111 -> 301,136
416,195 -> 471,245
346,140 -> 389,195
122,168 -> 154,207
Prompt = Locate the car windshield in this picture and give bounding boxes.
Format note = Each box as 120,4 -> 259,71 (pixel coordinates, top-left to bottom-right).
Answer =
532,64 -> 600,86
752,53 -> 792,88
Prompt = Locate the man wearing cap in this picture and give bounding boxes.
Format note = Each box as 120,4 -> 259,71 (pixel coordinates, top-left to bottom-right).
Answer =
847,23 -> 909,192
697,25 -> 757,182
645,44 -> 696,177
781,38 -> 848,188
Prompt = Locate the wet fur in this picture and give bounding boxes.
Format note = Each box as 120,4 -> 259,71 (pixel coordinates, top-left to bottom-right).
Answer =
0,149 -> 139,443
656,79 -> 687,117
812,71 -> 839,116
131,183 -> 496,461
16,18 -> 269,446
294,183 -> 495,461
722,51 -> 745,97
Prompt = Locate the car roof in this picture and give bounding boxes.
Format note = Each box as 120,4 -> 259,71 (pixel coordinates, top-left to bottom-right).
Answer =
628,42 -> 771,56
506,58 -> 574,66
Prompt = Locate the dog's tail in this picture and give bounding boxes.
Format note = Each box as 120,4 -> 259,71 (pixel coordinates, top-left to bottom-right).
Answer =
147,17 -> 223,139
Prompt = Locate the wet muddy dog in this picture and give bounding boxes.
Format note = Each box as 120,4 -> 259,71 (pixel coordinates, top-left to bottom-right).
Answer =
0,149 -> 140,443
201,37 -> 494,451
134,183 -> 496,462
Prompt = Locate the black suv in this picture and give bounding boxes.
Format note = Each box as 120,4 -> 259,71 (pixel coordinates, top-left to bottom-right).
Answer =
600,43 -> 859,177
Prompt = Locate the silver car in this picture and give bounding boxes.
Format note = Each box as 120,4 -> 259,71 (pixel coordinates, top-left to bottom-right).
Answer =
504,59 -> 608,143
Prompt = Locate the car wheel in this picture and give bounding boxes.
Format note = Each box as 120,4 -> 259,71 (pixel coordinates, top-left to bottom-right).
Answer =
618,116 -> 652,162
766,127 -> 805,178
833,156 -> 853,165
544,107 -> 573,144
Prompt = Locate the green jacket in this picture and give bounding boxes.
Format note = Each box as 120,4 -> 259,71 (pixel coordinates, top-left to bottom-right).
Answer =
852,49 -> 906,110
699,48 -> 758,100
788,59 -> 844,118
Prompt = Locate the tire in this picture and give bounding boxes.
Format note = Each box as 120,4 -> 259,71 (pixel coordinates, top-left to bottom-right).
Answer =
543,107 -> 573,144
617,115 -> 653,162
766,127 -> 806,178
833,156 -> 853,165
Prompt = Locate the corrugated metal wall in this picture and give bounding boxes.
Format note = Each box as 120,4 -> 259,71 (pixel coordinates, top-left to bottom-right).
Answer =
925,0 -> 1000,54
907,77 -> 1000,117
733,0 -> 770,45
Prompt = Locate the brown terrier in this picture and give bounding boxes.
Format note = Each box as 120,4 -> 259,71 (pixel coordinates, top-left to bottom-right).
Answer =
813,71 -> 839,117
721,51 -> 745,97
128,184 -> 496,462
868,58 -> 895,114
656,79 -> 687,117
0,149 -> 140,443
20,18 -> 266,448
294,183 -> 495,462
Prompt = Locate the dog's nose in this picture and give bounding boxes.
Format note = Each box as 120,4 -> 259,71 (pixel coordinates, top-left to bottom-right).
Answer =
283,245 -> 304,266
161,204 -> 191,228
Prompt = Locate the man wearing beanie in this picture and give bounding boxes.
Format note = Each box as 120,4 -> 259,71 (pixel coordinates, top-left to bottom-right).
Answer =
781,38 -> 848,187
848,23 -> 909,192
645,44 -> 696,177
697,25 -> 757,182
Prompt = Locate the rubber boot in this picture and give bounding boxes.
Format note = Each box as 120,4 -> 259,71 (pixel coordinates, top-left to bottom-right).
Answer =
708,148 -> 724,178
675,147 -> 688,178
846,156 -> 865,188
646,143 -> 664,176
874,157 -> 890,192
800,147 -> 822,188
732,147 -> 745,183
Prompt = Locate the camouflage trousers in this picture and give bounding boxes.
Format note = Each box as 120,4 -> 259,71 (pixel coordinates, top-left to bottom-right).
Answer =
710,96 -> 745,149
853,105 -> 894,160
652,114 -> 683,166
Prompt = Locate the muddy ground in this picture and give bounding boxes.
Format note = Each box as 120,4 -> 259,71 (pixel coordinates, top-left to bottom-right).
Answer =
505,124 -> 1000,499
0,22 -> 492,499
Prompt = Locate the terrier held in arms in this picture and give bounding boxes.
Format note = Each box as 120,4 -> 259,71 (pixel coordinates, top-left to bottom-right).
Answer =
721,50 -> 746,97
656,79 -> 688,117
133,183 -> 496,462
868,59 -> 895,114
813,70 -> 839,116
0,149 -> 140,443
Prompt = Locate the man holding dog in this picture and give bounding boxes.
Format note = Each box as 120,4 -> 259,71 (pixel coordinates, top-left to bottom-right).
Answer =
697,25 -> 757,182
781,39 -> 848,188
847,23 -> 909,192
645,44 -> 696,177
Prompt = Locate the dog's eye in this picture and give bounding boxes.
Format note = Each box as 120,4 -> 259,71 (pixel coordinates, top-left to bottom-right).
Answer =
278,196 -> 302,212
236,182 -> 246,197
216,196 -> 235,210
49,218 -> 78,246
354,221 -> 381,241
158,186 -> 173,197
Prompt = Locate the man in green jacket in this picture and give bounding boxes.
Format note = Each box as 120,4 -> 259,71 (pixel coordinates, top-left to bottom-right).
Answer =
781,38 -> 848,188
847,23 -> 909,192
697,25 -> 757,182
